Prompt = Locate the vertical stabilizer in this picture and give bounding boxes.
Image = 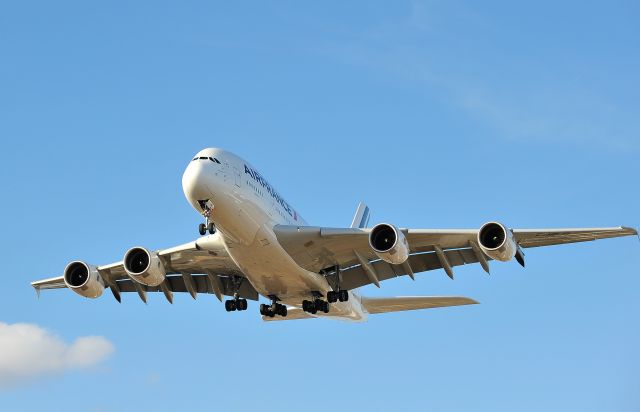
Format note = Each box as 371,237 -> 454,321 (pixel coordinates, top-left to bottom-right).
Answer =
351,202 -> 371,229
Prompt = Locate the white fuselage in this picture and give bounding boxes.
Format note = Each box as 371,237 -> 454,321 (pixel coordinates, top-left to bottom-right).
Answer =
181,148 -> 367,321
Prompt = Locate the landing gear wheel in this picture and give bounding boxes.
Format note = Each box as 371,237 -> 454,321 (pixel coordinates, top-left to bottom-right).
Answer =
276,304 -> 287,317
327,291 -> 338,303
198,223 -> 207,236
313,299 -> 326,314
225,300 -> 237,312
259,303 -> 269,316
207,222 -> 216,234
240,299 -> 248,311
339,290 -> 349,302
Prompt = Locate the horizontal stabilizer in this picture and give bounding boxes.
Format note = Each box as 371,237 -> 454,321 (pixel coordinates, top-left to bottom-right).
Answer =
361,296 -> 478,314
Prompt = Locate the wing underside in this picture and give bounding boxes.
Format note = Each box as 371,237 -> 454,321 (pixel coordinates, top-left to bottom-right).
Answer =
31,237 -> 258,303
273,225 -> 637,290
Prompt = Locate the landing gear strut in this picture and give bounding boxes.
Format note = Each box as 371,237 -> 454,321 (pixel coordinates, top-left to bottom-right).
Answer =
259,297 -> 287,318
197,200 -> 216,235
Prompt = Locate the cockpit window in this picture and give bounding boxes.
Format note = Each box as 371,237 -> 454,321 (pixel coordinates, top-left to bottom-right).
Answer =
192,156 -> 222,164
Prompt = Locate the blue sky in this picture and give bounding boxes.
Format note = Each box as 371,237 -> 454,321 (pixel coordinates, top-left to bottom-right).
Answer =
1,1 -> 638,410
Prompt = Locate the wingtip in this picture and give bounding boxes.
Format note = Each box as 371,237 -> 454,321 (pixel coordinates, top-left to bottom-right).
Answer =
623,226 -> 639,241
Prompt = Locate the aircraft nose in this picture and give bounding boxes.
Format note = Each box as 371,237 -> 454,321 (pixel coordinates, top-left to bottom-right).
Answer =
182,160 -> 210,204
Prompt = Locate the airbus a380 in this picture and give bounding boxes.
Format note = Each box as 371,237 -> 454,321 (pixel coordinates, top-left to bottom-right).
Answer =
32,148 -> 638,321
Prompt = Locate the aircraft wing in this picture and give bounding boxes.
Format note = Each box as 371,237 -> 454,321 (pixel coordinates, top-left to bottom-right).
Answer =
31,237 -> 258,303
273,225 -> 637,289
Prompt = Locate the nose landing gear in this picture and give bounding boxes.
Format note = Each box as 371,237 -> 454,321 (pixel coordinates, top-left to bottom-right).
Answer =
198,222 -> 216,236
197,200 -> 216,235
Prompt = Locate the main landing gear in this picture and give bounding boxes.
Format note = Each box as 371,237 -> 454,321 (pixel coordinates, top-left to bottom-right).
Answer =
302,290 -> 348,315
327,290 -> 349,303
197,200 -> 216,235
259,297 -> 287,318
225,297 -> 248,312
302,299 -> 330,314
225,277 -> 248,312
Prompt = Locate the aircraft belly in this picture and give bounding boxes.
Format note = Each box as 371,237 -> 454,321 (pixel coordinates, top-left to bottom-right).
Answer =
209,174 -> 358,312
224,223 -> 331,300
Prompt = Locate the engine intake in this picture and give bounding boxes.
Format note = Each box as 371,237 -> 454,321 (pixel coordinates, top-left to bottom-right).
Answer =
63,261 -> 104,299
369,223 -> 409,265
123,247 -> 166,287
477,222 -> 517,262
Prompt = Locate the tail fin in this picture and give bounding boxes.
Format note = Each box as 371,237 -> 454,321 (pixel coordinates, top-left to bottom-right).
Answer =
361,296 -> 478,314
351,202 -> 371,229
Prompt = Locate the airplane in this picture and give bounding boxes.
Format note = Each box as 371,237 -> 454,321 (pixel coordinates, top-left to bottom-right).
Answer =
32,148 -> 638,322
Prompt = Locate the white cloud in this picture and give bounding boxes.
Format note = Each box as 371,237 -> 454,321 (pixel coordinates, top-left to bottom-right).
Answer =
0,322 -> 114,388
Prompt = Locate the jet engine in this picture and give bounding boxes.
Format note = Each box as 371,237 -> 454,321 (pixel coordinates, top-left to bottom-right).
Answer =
123,247 -> 166,287
63,261 -> 105,299
369,223 -> 409,265
477,222 -> 518,262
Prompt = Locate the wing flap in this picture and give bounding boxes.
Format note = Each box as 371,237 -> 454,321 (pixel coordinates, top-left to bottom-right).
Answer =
339,248 -> 485,290
115,274 -> 259,301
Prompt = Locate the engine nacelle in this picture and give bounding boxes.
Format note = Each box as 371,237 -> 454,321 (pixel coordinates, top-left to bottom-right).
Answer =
63,261 -> 105,299
477,222 -> 517,262
123,247 -> 166,287
369,223 -> 409,265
